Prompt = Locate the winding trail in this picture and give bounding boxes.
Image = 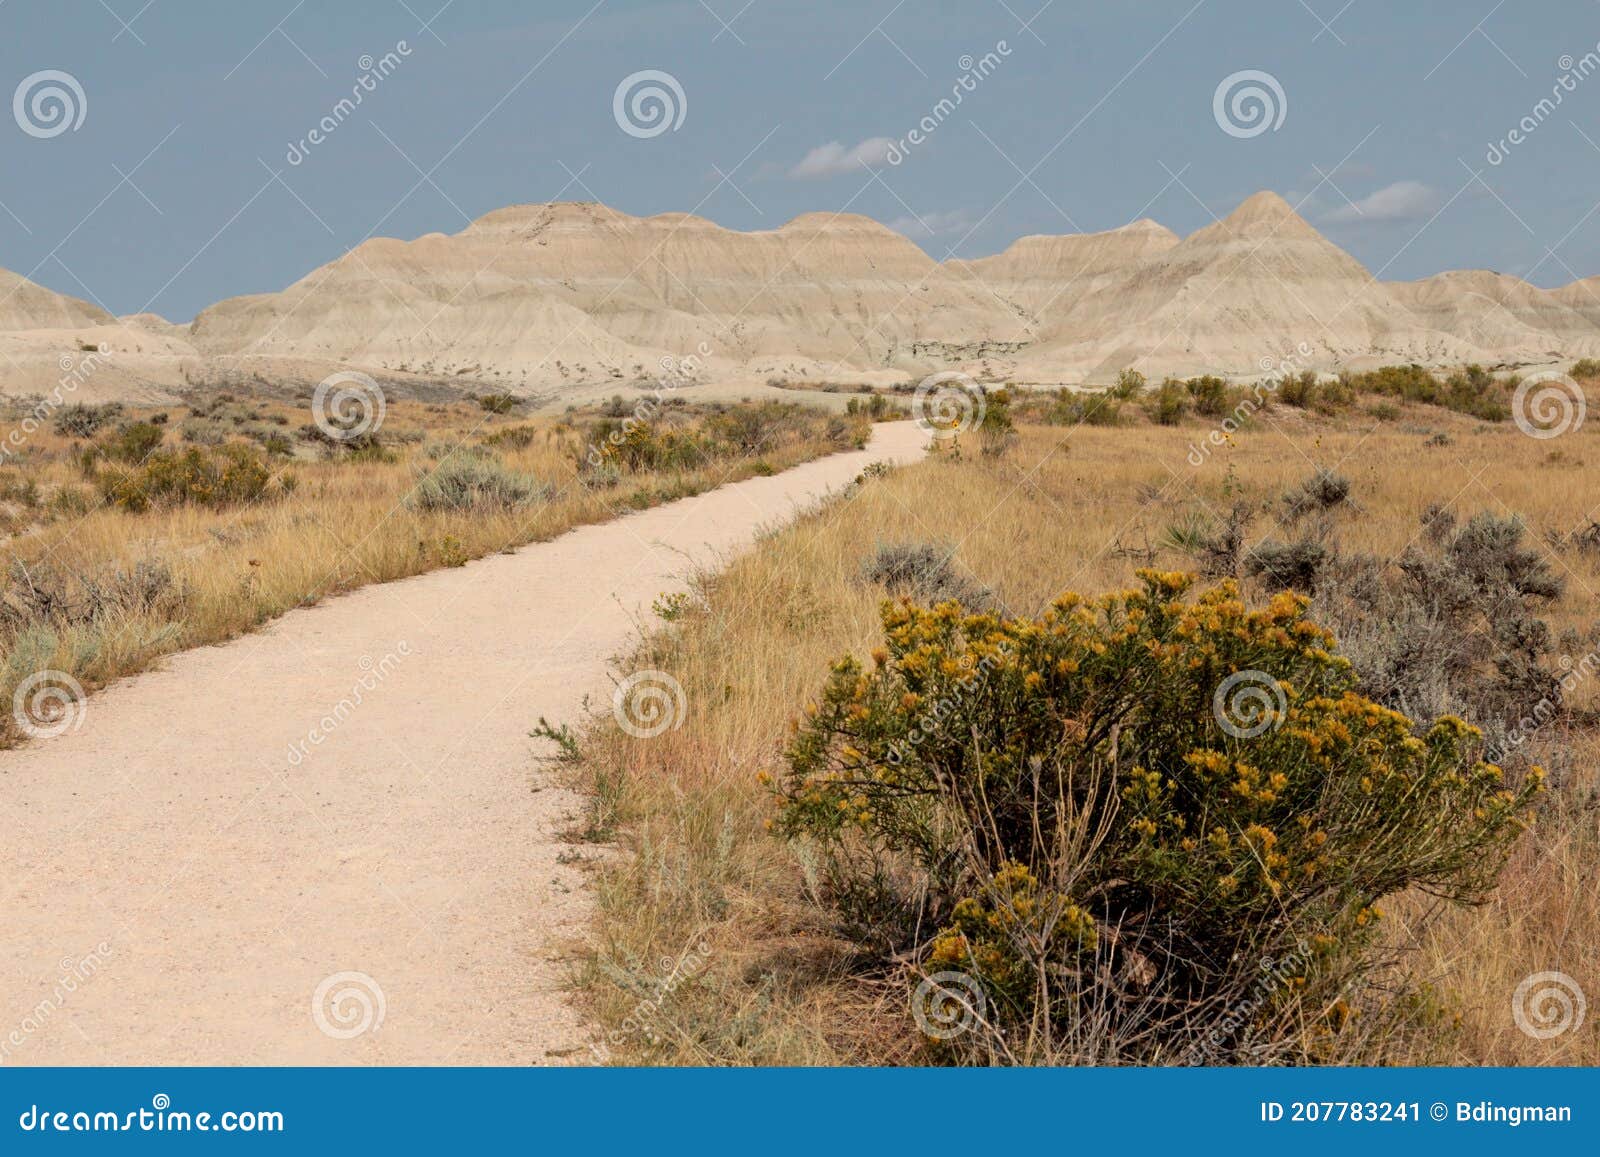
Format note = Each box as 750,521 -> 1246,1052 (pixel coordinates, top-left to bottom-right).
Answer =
0,421 -> 927,1064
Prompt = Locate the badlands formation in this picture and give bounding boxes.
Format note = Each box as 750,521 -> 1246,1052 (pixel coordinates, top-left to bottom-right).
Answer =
2,190 -> 1598,402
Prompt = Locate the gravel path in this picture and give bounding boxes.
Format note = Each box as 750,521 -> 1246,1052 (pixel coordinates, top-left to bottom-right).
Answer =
0,421 -> 927,1064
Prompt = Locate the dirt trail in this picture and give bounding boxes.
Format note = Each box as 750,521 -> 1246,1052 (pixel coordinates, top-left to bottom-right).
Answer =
0,421 -> 927,1064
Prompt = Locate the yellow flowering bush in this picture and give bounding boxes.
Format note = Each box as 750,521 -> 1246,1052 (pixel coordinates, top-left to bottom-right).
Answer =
775,571 -> 1539,1059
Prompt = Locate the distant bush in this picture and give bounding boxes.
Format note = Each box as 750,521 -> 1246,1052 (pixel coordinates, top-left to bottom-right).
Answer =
181,418 -> 226,446
251,430 -> 295,457
845,394 -> 906,421
0,558 -> 183,633
587,401 -> 858,474
483,425 -> 538,450
1282,468 -> 1351,520
860,542 -> 996,610
1343,364 -> 1508,422
1147,380 -> 1189,425
977,389 -> 1015,457
105,421 -> 165,464
98,444 -> 274,512
1043,388 -> 1120,427
409,455 -> 550,513
579,460 -> 622,491
1276,371 -> 1319,409
299,421 -> 394,461
1314,509 -> 1562,747
1569,358 -> 1600,380
476,393 -> 518,415
1110,368 -> 1146,400
422,441 -> 494,463
1246,537 -> 1330,592
52,402 -> 124,439
1184,375 -> 1231,418
775,572 -> 1540,1063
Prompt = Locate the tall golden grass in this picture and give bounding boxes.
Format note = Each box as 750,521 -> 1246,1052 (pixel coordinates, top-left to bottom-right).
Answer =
0,396 -> 856,745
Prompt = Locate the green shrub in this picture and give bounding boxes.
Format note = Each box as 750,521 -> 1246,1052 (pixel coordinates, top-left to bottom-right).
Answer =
860,542 -> 997,610
253,431 -> 294,457
52,402 -> 124,439
596,421 -> 706,471
476,392 -> 518,415
483,425 -> 539,450
180,418 -> 226,445
845,393 -> 907,421
0,558 -> 182,632
98,444 -> 273,512
1342,364 -> 1507,422
1282,468 -> 1351,520
1246,537 -> 1330,592
1110,369 -> 1146,401
1313,510 -> 1561,745
1147,380 -> 1188,425
1045,388 -> 1120,427
1277,371 -> 1318,409
105,421 -> 165,464
774,572 -> 1539,1062
409,455 -> 550,512
977,389 -> 1015,457
1569,358 -> 1600,380
1184,375 -> 1231,418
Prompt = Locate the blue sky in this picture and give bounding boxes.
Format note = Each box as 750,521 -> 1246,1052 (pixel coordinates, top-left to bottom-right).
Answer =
2,0 -> 1599,320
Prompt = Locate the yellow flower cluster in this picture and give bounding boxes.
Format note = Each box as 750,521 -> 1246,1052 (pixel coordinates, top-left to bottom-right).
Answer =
929,863 -> 1097,987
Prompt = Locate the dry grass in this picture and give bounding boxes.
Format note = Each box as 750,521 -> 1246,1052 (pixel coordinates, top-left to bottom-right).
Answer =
568,395 -> 1600,1065
0,393 -> 861,746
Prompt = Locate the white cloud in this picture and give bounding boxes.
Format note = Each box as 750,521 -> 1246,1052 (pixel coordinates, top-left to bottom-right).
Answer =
1323,180 -> 1441,225
885,209 -> 976,239
789,137 -> 894,179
